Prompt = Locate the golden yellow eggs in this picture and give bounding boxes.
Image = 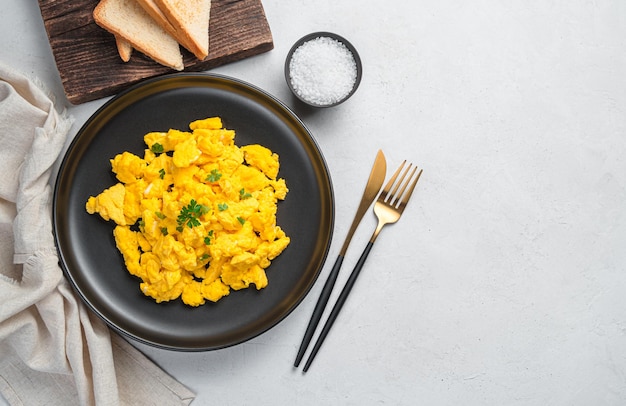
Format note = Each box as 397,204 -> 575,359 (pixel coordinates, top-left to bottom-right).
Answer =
85,117 -> 290,306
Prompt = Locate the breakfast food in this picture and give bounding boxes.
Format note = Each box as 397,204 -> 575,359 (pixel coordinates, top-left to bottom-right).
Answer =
114,36 -> 133,62
93,0 -> 211,68
85,117 -> 291,306
154,0 -> 211,60
135,0 -> 196,55
93,0 -> 184,70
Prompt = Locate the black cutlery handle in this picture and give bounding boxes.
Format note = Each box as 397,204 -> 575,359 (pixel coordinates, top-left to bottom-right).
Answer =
294,254 -> 344,367
303,241 -> 374,372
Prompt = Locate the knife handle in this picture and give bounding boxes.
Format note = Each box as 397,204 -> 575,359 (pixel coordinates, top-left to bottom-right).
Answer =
294,254 -> 344,367
303,241 -> 374,372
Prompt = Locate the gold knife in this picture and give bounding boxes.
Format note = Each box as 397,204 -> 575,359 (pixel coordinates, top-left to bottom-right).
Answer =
294,149 -> 386,367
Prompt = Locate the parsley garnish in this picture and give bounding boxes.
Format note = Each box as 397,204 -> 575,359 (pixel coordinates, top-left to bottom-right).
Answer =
159,168 -> 166,179
160,227 -> 168,236
155,211 -> 166,220
199,253 -> 210,262
176,199 -> 209,231
218,203 -> 228,211
204,230 -> 214,245
237,216 -> 246,225
151,143 -> 164,154
205,169 -> 222,183
239,188 -> 252,200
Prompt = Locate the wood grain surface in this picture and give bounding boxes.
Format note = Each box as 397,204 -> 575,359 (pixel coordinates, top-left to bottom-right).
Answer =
38,0 -> 274,104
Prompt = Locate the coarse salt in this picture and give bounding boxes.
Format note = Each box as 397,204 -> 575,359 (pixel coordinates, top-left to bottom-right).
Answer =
288,36 -> 358,106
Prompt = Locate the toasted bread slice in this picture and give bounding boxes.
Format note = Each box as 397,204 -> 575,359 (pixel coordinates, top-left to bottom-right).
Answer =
114,35 -> 133,62
94,0 -> 184,71
153,0 -> 211,60
135,0 -> 195,54
135,0 -> 177,36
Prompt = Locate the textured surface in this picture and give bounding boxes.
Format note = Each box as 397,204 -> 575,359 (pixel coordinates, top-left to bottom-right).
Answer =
37,0 -> 273,104
3,0 -> 626,405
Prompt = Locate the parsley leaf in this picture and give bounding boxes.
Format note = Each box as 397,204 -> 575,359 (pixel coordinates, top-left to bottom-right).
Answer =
159,168 -> 166,179
155,211 -> 166,220
239,188 -> 252,200
205,169 -> 222,183
218,203 -> 228,211
176,199 -> 209,231
151,143 -> 164,154
204,230 -> 214,245
160,227 -> 168,236
237,216 -> 246,225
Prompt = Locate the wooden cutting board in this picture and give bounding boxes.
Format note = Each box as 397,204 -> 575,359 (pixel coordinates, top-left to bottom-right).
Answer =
38,0 -> 274,104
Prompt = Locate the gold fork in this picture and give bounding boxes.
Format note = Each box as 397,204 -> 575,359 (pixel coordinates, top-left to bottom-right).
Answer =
302,161 -> 423,372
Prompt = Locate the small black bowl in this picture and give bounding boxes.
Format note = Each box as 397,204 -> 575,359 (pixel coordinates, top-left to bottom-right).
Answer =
284,32 -> 362,108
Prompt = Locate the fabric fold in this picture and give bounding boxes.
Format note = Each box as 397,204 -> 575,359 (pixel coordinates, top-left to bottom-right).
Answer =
0,62 -> 195,406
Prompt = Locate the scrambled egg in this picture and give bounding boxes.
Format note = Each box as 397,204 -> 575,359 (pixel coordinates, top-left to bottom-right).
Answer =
86,117 -> 290,306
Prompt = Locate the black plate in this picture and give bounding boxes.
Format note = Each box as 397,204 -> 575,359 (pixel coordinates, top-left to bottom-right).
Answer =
53,73 -> 334,351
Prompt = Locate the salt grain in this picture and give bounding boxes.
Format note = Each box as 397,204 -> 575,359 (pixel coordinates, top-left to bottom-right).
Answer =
288,36 -> 358,106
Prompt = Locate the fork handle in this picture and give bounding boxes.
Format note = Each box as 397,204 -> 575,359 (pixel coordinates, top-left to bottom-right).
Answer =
303,241 -> 375,372
294,254 -> 345,367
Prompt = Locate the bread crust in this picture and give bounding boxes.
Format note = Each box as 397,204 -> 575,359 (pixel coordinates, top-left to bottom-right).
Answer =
114,35 -> 133,62
134,0 -> 194,54
153,0 -> 211,60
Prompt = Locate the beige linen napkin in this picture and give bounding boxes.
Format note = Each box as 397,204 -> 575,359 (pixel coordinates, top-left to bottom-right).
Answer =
0,62 -> 195,406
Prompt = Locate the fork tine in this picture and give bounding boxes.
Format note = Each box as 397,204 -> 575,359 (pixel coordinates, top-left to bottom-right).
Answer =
388,164 -> 411,203
397,167 -> 422,212
389,164 -> 416,207
381,160 -> 405,201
